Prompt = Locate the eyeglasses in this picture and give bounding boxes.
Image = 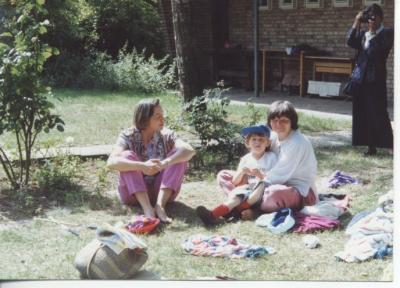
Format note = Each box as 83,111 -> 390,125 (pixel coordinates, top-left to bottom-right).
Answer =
271,118 -> 291,125
152,112 -> 166,121
368,15 -> 377,22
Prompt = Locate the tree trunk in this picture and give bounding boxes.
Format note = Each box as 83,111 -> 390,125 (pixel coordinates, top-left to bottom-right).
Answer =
170,0 -> 203,102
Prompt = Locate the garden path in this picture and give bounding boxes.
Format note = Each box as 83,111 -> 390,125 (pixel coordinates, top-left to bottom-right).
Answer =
225,88 -> 394,121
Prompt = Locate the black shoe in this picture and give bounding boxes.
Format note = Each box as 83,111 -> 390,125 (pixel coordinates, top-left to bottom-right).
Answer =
196,206 -> 219,226
364,147 -> 377,156
223,209 -> 241,223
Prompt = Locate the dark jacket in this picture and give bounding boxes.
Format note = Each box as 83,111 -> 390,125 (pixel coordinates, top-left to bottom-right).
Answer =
347,27 -> 393,84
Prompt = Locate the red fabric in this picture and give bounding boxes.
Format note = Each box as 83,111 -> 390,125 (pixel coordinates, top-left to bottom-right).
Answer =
236,201 -> 251,212
211,204 -> 230,218
125,215 -> 160,234
292,212 -> 340,233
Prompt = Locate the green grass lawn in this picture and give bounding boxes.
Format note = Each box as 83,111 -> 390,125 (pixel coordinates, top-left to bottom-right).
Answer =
1,89 -> 351,149
0,146 -> 393,280
0,89 -> 391,281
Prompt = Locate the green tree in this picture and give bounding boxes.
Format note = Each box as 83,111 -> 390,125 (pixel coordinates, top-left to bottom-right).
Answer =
0,0 -> 64,189
87,0 -> 164,58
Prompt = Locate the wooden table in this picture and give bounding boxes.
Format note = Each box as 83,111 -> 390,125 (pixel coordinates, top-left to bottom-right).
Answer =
305,56 -> 354,80
261,49 -> 306,96
261,52 -> 353,97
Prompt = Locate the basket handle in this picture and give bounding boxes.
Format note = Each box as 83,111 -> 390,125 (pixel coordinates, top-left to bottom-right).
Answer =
86,241 -> 105,279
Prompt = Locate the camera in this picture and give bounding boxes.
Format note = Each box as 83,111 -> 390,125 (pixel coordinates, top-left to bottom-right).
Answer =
360,10 -> 370,23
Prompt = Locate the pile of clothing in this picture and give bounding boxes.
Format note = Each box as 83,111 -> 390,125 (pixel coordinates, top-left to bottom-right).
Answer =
256,194 -> 350,234
335,191 -> 393,262
182,234 -> 275,259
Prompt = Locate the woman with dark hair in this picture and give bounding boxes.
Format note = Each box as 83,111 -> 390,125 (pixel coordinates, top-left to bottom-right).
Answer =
107,98 -> 196,222
347,3 -> 394,156
241,100 -> 318,220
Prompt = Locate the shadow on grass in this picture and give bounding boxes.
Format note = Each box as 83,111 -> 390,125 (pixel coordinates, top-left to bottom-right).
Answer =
167,201 -> 198,224
0,184 -> 116,222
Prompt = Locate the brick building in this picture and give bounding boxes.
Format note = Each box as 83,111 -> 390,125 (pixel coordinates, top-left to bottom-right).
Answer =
159,0 -> 394,100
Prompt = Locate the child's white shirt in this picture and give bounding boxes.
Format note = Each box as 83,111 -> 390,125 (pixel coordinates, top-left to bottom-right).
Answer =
237,151 -> 278,184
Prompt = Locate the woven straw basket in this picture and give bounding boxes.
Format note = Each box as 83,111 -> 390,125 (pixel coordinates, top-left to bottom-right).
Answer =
74,238 -> 148,279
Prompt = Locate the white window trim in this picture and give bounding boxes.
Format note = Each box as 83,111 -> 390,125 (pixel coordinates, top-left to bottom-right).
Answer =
333,0 -> 351,7
305,0 -> 321,8
363,0 -> 384,6
279,0 -> 295,9
259,0 -> 271,10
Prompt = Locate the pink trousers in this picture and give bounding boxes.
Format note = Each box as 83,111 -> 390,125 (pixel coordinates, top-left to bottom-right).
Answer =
118,150 -> 187,206
217,169 -> 316,213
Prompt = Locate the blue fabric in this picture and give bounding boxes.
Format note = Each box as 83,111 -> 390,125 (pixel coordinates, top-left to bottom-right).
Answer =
374,246 -> 393,259
241,125 -> 270,138
346,210 -> 373,230
328,170 -> 359,189
271,208 -> 292,227
243,246 -> 269,258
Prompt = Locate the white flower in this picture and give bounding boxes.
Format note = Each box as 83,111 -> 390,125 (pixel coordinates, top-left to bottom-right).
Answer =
207,139 -> 219,146
42,20 -> 50,26
65,137 -> 74,145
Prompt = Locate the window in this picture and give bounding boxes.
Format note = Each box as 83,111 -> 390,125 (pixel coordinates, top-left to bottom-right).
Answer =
259,0 -> 271,10
333,0 -> 351,7
279,0 -> 294,9
363,0 -> 384,6
305,0 -> 321,8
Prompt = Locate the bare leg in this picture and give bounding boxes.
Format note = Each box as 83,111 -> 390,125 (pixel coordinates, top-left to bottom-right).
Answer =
246,181 -> 265,206
223,194 -> 242,211
155,188 -> 173,223
135,191 -> 155,218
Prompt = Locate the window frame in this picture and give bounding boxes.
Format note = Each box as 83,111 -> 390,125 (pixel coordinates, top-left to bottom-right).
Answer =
305,0 -> 321,9
259,0 -> 271,10
279,0 -> 295,9
363,0 -> 384,6
332,0 -> 351,7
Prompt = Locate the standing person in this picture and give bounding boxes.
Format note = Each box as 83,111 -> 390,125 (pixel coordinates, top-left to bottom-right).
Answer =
240,101 -> 318,220
347,3 -> 393,156
107,98 -> 196,223
196,125 -> 277,226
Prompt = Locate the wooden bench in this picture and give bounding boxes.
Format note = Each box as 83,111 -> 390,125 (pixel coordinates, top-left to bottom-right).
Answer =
313,61 -> 353,79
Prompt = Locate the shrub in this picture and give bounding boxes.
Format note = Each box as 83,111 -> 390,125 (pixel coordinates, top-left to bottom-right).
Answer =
241,99 -> 264,126
0,0 -> 64,189
183,84 -> 244,167
76,52 -> 118,90
33,155 -> 82,203
123,49 -> 176,93
44,48 -> 177,92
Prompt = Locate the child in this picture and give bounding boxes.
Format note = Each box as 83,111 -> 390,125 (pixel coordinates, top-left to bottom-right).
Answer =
196,125 -> 277,226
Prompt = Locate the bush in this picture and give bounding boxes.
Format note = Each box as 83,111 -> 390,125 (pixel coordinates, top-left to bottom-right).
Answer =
241,99 -> 264,126
183,84 -> 245,167
44,49 -> 177,92
33,155 -> 83,204
0,0 -> 64,189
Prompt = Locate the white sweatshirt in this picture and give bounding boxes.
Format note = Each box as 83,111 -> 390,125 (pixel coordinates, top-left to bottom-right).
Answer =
266,130 -> 317,197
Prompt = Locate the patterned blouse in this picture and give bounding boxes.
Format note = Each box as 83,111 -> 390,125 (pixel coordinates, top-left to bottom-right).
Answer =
116,127 -> 177,161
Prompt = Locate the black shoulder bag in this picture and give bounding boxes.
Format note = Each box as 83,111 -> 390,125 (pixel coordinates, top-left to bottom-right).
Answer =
343,33 -> 363,97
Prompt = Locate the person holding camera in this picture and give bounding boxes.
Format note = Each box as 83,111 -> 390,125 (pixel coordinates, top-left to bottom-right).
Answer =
347,4 -> 393,156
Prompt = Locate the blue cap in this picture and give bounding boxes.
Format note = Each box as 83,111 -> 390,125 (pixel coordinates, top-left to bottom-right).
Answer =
241,125 -> 271,138
267,208 -> 295,234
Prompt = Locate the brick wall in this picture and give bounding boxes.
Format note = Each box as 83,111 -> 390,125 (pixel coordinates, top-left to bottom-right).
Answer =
228,0 -> 394,100
159,0 -> 394,100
